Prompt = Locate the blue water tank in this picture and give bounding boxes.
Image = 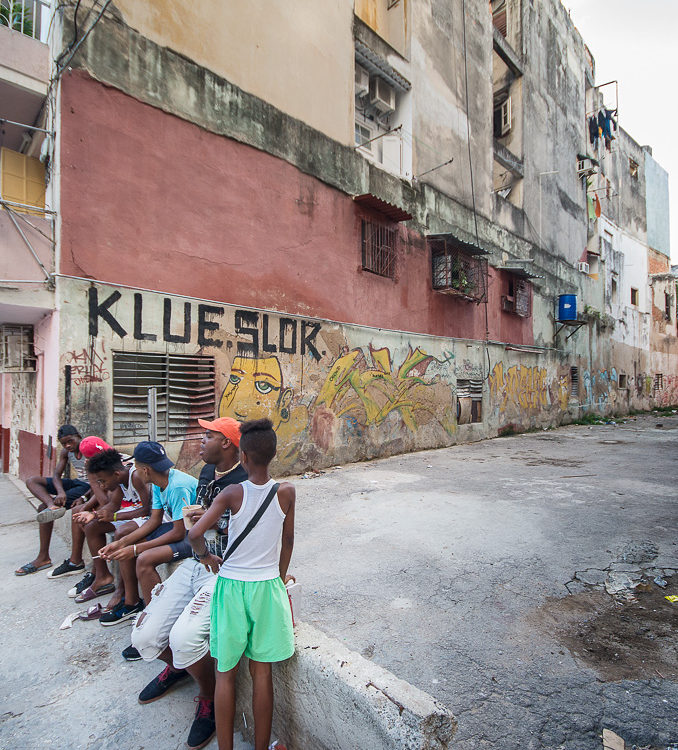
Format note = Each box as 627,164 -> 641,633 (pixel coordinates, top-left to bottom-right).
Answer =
558,294 -> 577,321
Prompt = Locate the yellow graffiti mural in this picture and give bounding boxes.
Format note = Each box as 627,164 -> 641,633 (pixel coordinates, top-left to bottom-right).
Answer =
218,355 -> 307,460
315,346 -> 455,435
489,363 -> 549,412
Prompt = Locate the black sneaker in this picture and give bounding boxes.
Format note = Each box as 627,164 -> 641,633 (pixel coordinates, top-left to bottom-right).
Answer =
187,697 -> 216,749
99,599 -> 145,627
47,559 -> 85,579
68,571 -> 95,598
138,665 -> 189,704
122,644 -> 142,661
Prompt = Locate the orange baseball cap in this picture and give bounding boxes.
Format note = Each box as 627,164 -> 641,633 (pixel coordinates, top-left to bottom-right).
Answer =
79,436 -> 113,458
197,417 -> 241,447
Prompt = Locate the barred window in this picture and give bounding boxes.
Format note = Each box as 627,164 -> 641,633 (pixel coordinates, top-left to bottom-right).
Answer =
457,378 -> 483,424
361,219 -> 397,279
113,352 -> 215,443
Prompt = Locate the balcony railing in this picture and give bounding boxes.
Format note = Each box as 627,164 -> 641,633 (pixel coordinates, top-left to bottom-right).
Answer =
0,0 -> 51,43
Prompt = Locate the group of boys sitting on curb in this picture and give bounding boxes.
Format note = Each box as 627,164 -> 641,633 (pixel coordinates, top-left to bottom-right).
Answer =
14,417 -> 296,750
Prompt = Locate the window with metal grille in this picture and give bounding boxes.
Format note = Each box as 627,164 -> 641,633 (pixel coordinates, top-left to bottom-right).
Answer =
570,366 -> 579,397
112,352 -> 215,443
457,379 -> 483,424
430,238 -> 488,303
1,324 -> 36,372
502,277 -> 531,317
361,219 -> 397,279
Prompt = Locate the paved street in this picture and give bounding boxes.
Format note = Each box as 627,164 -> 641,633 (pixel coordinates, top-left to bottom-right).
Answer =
293,413 -> 678,750
1,413 -> 676,750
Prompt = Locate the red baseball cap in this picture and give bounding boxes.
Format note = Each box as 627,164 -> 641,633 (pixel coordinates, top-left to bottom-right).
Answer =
197,417 -> 241,447
79,436 -> 113,458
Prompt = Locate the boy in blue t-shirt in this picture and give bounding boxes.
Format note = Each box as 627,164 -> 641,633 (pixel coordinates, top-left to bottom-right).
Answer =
100,441 -> 197,624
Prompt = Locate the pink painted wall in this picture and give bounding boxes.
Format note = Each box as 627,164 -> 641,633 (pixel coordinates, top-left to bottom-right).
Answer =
59,71 -> 532,345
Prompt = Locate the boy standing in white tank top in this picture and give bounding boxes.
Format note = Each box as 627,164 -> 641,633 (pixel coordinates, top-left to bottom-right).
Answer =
189,418 -> 295,750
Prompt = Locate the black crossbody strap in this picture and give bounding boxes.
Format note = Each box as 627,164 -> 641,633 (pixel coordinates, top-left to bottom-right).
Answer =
221,483 -> 280,563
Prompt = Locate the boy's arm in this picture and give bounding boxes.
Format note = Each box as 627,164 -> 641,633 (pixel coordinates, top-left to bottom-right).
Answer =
99,508 -> 163,557
189,485 -> 242,572
277,484 -> 295,581
93,486 -> 124,523
133,472 -> 152,516
123,518 -> 185,558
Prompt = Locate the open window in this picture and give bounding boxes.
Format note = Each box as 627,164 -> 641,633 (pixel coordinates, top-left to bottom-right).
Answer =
457,379 -> 483,424
429,234 -> 488,303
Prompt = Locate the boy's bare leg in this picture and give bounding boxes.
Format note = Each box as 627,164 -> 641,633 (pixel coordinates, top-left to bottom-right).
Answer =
187,652 -> 216,698
34,510 -> 53,566
215,666 -> 238,750
118,557 -> 141,606
136,546 -> 173,604
249,660 -> 273,750
26,476 -> 56,508
84,521 -> 115,589
69,513 -> 85,566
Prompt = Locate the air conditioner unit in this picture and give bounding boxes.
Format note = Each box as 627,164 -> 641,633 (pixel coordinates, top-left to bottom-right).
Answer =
577,157 -> 597,178
369,77 -> 396,114
355,64 -> 370,98
578,261 -> 590,274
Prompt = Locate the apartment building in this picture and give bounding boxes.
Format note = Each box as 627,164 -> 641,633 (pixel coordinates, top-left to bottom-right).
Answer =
0,0 -> 674,479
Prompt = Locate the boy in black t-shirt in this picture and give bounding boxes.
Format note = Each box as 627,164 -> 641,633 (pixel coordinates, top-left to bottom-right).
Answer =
130,418 -> 245,750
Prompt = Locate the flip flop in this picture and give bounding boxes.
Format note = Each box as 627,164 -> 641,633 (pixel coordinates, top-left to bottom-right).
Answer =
15,561 -> 52,576
36,507 -> 66,524
78,603 -> 104,621
74,583 -> 116,603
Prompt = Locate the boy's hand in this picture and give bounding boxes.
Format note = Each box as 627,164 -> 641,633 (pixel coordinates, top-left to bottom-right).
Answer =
73,510 -> 95,525
283,574 -> 296,585
95,507 -> 114,523
107,546 -> 135,561
200,553 -> 222,574
53,493 -> 67,507
99,539 -> 123,558
188,508 -> 206,524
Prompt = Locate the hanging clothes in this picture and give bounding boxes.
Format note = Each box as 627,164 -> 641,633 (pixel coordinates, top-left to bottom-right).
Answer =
594,193 -> 601,218
587,193 -> 596,221
588,116 -> 599,147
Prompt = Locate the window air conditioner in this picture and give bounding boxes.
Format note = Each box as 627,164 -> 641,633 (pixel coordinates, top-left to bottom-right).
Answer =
369,77 -> 396,114
578,261 -> 590,274
355,64 -> 369,98
577,157 -> 597,178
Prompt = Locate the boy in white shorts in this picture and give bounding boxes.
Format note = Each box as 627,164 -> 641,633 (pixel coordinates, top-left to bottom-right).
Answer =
131,417 -> 246,750
72,448 -> 151,607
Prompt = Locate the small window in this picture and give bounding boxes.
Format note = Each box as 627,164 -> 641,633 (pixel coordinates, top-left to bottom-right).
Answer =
361,219 -> 397,279
113,352 -> 216,442
631,287 -> 639,306
492,1 -> 507,37
654,373 -> 664,394
665,292 -> 672,321
457,379 -> 482,424
618,373 -> 627,389
587,253 -> 600,275
0,324 -> 36,372
611,277 -> 618,303
493,95 -> 512,138
629,158 -> 639,180
570,366 -> 579,397
354,122 -> 373,152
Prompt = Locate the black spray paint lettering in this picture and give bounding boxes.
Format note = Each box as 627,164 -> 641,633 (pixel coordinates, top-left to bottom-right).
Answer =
88,288 -> 320,359
235,312 -> 320,361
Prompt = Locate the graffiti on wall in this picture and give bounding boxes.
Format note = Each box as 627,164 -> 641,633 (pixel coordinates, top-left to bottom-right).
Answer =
489,363 -> 549,413
65,342 -> 109,385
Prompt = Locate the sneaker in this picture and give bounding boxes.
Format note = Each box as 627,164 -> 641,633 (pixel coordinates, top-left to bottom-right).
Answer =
187,697 -> 216,750
138,665 -> 189,704
47,559 -> 85,579
99,599 -> 145,627
122,644 -> 142,661
68,571 -> 95,598
268,742 -> 288,750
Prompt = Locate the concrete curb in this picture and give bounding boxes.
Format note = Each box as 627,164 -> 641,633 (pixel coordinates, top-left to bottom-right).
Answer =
235,621 -> 457,750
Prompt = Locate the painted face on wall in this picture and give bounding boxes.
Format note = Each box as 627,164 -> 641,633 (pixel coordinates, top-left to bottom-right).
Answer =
219,356 -> 292,429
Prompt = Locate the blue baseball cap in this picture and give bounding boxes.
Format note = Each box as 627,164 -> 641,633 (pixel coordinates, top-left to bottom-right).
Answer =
133,441 -> 174,471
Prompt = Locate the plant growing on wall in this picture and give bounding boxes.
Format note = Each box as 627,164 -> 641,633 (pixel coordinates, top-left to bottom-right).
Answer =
0,2 -> 33,35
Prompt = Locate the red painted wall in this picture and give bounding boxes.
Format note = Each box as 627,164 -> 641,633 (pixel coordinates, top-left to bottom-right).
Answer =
18,430 -> 42,482
60,71 -> 532,345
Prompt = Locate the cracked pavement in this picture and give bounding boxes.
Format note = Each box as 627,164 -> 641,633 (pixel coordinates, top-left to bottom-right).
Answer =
293,413 -> 678,749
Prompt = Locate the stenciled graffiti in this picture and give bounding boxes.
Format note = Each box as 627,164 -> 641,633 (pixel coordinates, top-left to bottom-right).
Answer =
314,346 -> 456,436
65,341 -> 109,385
489,363 -> 549,412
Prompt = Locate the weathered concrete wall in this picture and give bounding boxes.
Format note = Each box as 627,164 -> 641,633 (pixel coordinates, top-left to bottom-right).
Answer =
0,211 -> 53,280
110,0 -> 355,146
235,622 -> 456,750
645,151 -> 671,257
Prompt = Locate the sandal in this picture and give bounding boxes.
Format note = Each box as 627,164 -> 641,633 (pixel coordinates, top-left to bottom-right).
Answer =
36,507 -> 66,524
74,583 -> 116,603
15,561 -> 52,576
78,603 -> 104,621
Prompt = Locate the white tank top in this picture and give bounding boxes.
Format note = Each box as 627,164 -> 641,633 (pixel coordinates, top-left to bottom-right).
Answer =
218,479 -> 285,582
120,467 -> 142,509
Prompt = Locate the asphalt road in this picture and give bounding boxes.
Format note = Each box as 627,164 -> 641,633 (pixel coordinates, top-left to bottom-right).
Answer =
292,413 -> 678,750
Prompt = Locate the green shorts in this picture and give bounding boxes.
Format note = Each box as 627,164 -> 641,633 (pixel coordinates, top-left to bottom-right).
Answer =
210,576 -> 295,672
